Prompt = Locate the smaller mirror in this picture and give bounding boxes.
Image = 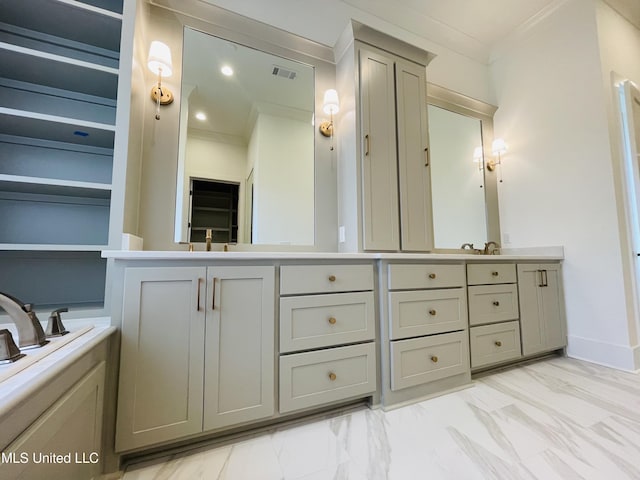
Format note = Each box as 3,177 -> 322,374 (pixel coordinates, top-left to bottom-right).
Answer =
428,104 -> 488,248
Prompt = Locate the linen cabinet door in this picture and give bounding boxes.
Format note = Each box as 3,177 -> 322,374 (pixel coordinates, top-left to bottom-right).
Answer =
204,265 -> 275,430
359,46 -> 399,251
517,264 -> 545,356
116,267 -> 206,451
396,58 -> 433,252
539,264 -> 566,351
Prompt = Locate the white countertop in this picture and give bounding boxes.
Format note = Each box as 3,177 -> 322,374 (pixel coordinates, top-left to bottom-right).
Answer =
0,317 -> 115,418
102,246 -> 564,261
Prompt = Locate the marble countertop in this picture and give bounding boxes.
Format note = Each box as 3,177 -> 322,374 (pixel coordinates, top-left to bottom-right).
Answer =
102,246 -> 564,261
0,317 -> 115,418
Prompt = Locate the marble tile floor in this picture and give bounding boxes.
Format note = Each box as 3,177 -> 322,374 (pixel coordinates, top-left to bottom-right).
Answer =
122,356 -> 640,480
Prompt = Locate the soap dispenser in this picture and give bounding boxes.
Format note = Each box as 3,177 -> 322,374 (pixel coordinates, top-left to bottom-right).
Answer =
46,308 -> 69,337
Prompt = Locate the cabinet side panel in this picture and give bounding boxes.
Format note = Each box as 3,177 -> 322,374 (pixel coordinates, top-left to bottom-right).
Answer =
359,47 -> 399,251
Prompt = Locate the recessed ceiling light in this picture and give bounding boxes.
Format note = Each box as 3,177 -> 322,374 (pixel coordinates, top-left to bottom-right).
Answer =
221,65 -> 233,76
195,112 -> 207,121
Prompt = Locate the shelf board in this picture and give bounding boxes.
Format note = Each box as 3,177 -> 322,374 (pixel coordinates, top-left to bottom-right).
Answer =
0,174 -> 111,199
0,43 -> 118,99
0,244 -> 108,251
0,0 -> 123,52
0,108 -> 115,149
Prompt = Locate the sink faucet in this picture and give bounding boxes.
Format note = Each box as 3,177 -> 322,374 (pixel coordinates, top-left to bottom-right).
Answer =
483,241 -> 501,255
0,292 -> 48,348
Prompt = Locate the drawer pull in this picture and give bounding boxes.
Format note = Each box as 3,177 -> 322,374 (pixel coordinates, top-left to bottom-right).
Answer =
493,301 -> 500,306
428,273 -> 436,279
328,275 -> 336,282
328,372 -> 337,381
430,355 -> 438,363
491,271 -> 499,277
495,341 -> 502,347
328,317 -> 337,325
428,309 -> 437,316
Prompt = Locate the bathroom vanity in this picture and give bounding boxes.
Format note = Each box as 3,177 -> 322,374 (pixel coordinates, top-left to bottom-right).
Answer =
105,249 -> 566,453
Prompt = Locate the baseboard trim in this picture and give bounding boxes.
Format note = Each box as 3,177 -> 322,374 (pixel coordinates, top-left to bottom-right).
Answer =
567,335 -> 640,372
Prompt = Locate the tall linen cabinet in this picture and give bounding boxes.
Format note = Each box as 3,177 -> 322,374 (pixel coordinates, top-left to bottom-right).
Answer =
336,21 -> 435,252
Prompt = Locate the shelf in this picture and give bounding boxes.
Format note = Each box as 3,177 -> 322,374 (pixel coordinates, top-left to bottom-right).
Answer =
0,0 -> 123,53
0,244 -> 108,252
0,43 -> 119,98
0,108 -> 115,149
0,174 -> 111,199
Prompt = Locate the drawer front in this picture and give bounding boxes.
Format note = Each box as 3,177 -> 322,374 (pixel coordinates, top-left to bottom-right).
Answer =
390,331 -> 469,391
280,264 -> 373,295
280,292 -> 375,353
388,264 -> 465,290
467,263 -> 517,285
389,288 -> 467,340
279,343 -> 376,413
468,284 -> 519,326
470,321 -> 522,368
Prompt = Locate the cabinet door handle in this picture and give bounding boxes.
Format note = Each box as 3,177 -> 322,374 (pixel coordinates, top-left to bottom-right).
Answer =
212,277 -> 217,310
425,146 -> 429,167
197,278 -> 203,311
537,270 -> 544,287
495,341 -> 502,347
364,134 -> 370,156
492,301 -> 500,307
542,269 -> 548,287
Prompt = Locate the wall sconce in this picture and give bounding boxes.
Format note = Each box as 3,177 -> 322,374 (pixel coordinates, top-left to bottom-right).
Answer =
488,138 -> 507,182
472,146 -> 484,172
319,89 -> 339,150
148,40 -> 173,120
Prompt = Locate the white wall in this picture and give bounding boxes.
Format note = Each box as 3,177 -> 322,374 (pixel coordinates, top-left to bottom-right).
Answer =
490,0 -> 637,369
250,113 -> 314,245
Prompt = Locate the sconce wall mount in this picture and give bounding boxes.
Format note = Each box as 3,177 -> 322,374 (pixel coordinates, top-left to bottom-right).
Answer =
319,89 -> 339,150
148,40 -> 174,120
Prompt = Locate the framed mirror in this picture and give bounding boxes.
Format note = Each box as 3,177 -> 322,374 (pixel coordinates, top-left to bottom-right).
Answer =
427,83 -> 500,249
175,27 -> 315,246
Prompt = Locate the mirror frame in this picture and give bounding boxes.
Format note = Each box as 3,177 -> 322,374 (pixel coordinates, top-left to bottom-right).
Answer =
150,0 -> 337,251
426,83 -> 500,247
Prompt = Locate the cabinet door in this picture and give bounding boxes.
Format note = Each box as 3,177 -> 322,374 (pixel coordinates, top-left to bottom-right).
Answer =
396,58 -> 433,251
204,266 -> 275,430
517,263 -> 566,356
116,267 -> 206,451
359,46 -> 399,251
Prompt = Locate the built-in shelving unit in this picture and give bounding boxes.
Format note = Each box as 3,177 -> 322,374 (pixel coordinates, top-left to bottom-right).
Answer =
0,0 -> 124,311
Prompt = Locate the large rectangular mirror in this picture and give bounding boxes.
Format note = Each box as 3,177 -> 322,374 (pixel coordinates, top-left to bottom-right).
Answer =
427,84 -> 499,249
175,27 -> 315,245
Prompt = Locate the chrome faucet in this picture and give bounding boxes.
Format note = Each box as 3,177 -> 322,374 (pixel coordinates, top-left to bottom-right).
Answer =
483,241 -> 501,255
0,292 -> 48,348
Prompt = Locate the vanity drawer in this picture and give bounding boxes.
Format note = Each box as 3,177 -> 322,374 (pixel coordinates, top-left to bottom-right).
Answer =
467,263 -> 517,285
280,292 -> 375,353
389,288 -> 467,340
280,264 -> 373,295
388,264 -> 465,290
468,284 -> 519,326
470,321 -> 522,368
279,343 -> 376,413
390,331 -> 469,391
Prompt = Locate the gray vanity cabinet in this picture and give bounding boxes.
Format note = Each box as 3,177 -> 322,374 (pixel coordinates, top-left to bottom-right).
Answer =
116,265 -> 275,452
517,263 -> 566,356
359,45 -> 432,252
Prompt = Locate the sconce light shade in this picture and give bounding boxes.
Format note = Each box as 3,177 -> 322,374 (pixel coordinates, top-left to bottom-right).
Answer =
491,138 -> 507,155
322,89 -> 340,115
148,41 -> 173,77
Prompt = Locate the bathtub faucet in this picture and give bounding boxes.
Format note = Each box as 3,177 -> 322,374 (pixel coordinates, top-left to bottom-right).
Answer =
0,292 -> 48,348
